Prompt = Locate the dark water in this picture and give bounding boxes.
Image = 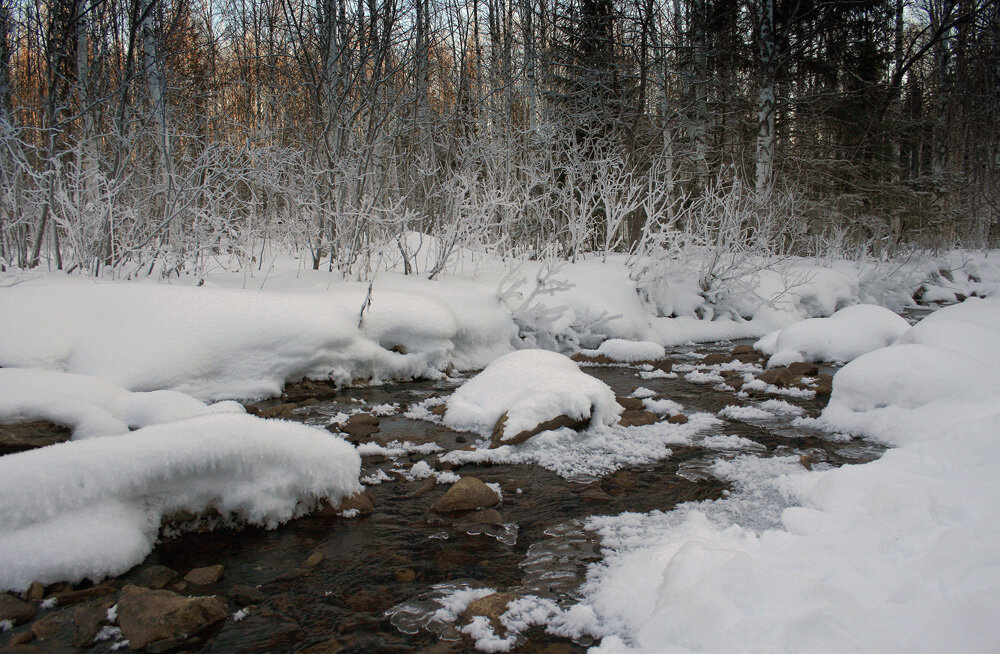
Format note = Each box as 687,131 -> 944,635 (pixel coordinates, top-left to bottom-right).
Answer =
108,341 -> 881,654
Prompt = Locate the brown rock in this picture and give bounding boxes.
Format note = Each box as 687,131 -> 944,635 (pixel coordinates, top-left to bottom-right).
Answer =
7,631 -> 35,645
340,413 -> 380,437
731,345 -> 756,356
116,585 -> 228,651
702,353 -> 733,365
394,569 -> 416,583
618,409 -> 658,427
615,396 -> 645,411
29,610 -> 72,641
184,564 -> 224,585
569,352 -> 613,365
432,477 -> 499,513
465,509 -> 504,526
490,411 -> 588,448
0,594 -> 38,625
339,490 -> 374,516
786,361 -> 819,376
460,592 -> 516,634
649,360 -> 673,373
50,584 -> 116,607
131,566 -> 178,590
813,374 -> 834,397
0,421 -> 72,455
72,603 -> 109,647
228,584 -> 263,607
298,639 -> 344,654
23,584 -> 44,603
304,553 -> 324,568
259,403 -> 296,419
800,454 -> 818,471
666,414 -> 689,425
431,404 -> 448,417
758,367 -> 796,388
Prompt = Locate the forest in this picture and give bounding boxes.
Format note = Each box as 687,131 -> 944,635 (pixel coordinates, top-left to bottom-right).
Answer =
0,0 -> 997,278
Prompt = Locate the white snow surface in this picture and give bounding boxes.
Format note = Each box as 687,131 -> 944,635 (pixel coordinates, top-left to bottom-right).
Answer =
0,368 -> 243,438
756,303 -> 910,366
0,414 -> 361,591
550,298 -> 1000,653
585,339 -> 666,363
0,278 -> 516,400
442,349 -> 622,441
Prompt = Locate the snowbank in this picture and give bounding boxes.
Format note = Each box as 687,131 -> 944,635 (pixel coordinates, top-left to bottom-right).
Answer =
550,298 -> 1000,653
756,304 -> 910,366
0,414 -> 361,591
442,350 -> 621,441
0,279 -> 516,400
0,368 -> 243,438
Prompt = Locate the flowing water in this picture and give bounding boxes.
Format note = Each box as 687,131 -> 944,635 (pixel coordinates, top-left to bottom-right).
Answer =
73,340 -> 883,653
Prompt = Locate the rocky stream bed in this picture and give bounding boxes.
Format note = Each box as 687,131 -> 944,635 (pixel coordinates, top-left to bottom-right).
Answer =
1,339 -> 887,654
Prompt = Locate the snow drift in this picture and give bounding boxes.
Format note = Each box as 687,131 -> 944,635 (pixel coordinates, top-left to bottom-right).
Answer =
0,414 -> 361,591
442,349 -> 621,441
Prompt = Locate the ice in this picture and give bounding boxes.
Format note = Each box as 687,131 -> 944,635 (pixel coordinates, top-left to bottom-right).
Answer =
0,368 -> 243,439
442,349 -> 622,441
0,414 -> 360,591
757,303 -> 910,366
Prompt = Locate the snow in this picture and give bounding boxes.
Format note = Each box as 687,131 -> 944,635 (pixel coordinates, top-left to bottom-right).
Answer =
0,278 -> 516,400
0,414 -> 360,591
585,339 -> 666,363
0,368 -> 243,439
541,298 -> 1000,653
442,349 -> 622,441
757,303 -> 910,366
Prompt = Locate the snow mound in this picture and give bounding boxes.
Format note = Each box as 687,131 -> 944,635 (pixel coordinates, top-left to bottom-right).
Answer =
0,368 -> 243,439
442,350 -> 621,441
0,414 -> 360,591
757,304 -> 909,366
562,300 -> 1000,653
0,280 -> 516,400
585,339 -> 666,363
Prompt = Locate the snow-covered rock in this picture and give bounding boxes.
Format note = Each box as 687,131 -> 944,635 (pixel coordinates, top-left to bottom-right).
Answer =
756,304 -> 909,367
442,350 -> 621,444
584,339 -> 666,363
0,414 -> 360,591
0,368 -> 243,439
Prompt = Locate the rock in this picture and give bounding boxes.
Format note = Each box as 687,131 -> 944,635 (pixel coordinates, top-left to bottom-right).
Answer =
758,367 -> 796,388
72,603 -> 109,648
465,509 -> 504,526
51,584 -> 116,607
228,584 -> 263,607
432,477 -> 499,513
724,377 -> 744,391
29,610 -> 72,641
7,631 -> 35,645
184,564 -> 224,585
340,413 -> 380,437
430,404 -> 448,417
23,584 -> 44,603
116,585 -> 228,651
0,421 -> 72,455
813,374 -> 833,397
666,413 -> 688,424
799,454 -> 818,470
619,409 -> 658,427
0,594 -> 38,625
460,592 -> 516,635
394,569 -> 416,583
615,396 -> 645,411
304,553 -> 324,568
608,471 -> 639,491
490,411 -> 589,448
731,345 -> 755,355
298,639 -> 345,654
339,490 -> 374,516
648,360 -> 673,373
701,353 -> 732,365
542,644 -> 574,654
786,361 -> 819,376
300,397 -> 321,407
259,403 -> 296,419
132,566 -> 179,590
569,353 -> 613,365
